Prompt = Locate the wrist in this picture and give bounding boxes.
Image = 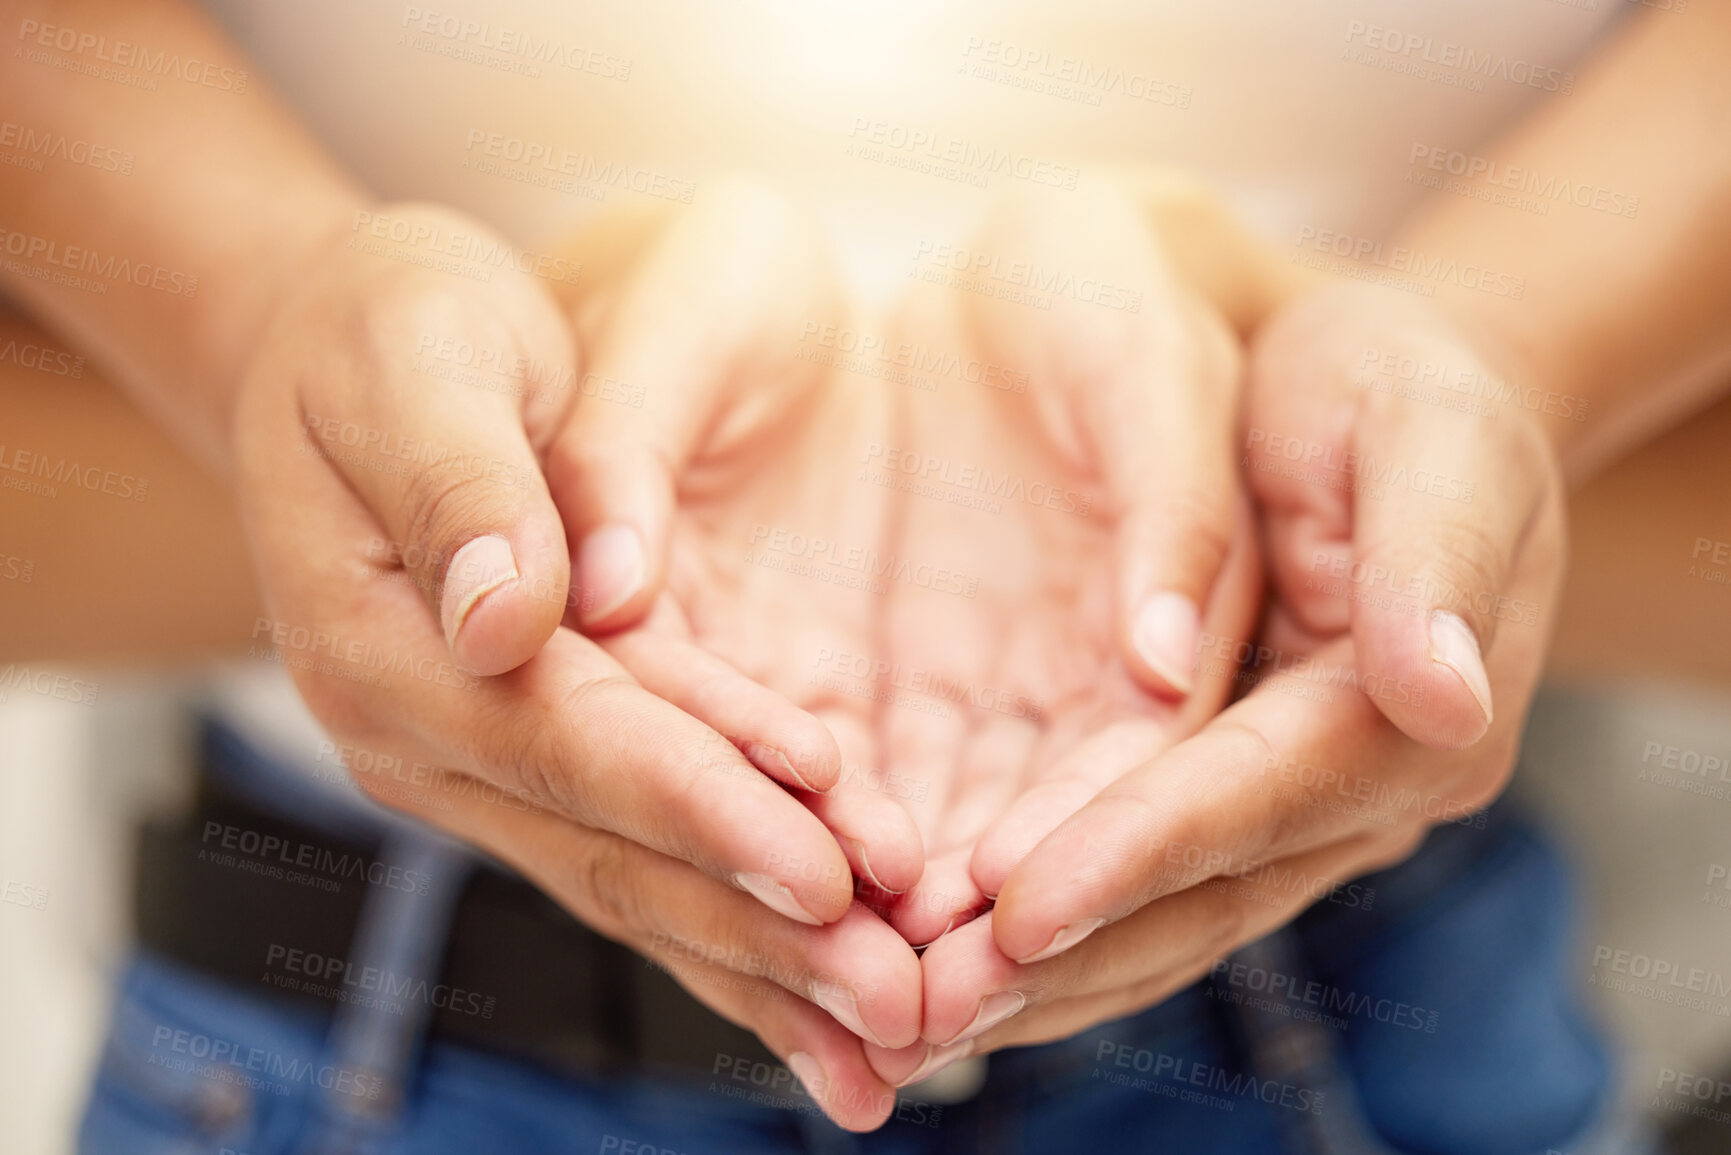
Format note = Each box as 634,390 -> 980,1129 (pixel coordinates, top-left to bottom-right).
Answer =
226,199 -> 555,465
202,192 -> 371,476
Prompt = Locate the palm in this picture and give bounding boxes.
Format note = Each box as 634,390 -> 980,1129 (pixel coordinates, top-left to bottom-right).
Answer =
564,182 -> 1258,953
660,366 -> 895,788
552,184 -> 925,900
871,273 -> 1250,944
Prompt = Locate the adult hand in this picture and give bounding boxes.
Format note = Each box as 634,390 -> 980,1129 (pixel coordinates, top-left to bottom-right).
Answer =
231,198 -> 918,1130
821,184 -> 1259,1092
876,282 -> 1565,1085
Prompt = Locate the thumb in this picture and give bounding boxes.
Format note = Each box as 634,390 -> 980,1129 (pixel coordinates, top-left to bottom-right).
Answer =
1345,383 -> 1555,749
965,183 -> 1249,697
1246,288 -> 1559,749
296,259 -> 578,678
545,179 -> 840,632
1101,295 -> 1248,699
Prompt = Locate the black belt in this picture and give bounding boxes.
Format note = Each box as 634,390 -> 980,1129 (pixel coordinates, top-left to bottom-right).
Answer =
133,763 -> 780,1085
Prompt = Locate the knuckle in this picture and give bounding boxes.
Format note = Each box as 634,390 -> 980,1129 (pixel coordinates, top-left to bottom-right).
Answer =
502,736 -> 582,820
574,834 -> 647,938
1363,517 -> 1508,632
443,681 -> 605,822
545,432 -> 640,499
1157,485 -> 1237,592
398,466 -> 514,580
499,695 -> 608,820
1210,721 -> 1306,857
347,290 -> 426,374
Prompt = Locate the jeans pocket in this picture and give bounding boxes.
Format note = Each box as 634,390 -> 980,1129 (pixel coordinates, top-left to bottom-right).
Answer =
77,958 -> 311,1155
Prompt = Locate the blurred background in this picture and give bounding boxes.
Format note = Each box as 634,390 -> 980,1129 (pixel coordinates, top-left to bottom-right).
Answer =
5,0 -> 1730,1150
7,490 -> 1731,1151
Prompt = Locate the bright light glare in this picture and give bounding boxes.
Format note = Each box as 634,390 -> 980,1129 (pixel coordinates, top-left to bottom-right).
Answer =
744,0 -> 940,103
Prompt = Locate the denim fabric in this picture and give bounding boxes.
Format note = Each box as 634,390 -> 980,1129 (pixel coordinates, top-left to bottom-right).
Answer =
81,719 -> 1630,1154
79,802 -> 1629,1155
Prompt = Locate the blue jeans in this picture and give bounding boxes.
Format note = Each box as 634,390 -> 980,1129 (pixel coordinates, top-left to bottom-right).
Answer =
79,796 -> 1640,1155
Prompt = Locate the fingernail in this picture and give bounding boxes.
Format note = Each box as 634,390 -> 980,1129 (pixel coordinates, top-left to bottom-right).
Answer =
1428,610 -> 1493,726
575,524 -> 644,624
1015,917 -> 1106,964
787,1051 -> 827,1103
745,743 -> 818,791
1132,592 -> 1200,694
733,872 -> 824,926
844,838 -> 904,895
911,914 -> 960,951
898,1040 -> 975,1087
812,983 -> 886,1047
440,535 -> 519,652
943,990 -> 1025,1046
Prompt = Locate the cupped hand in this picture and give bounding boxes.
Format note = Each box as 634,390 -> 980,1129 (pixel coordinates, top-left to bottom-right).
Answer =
543,179 -> 925,906
529,180 -> 964,1125
539,178 -> 1264,1123
877,282 -> 1566,1087
834,182 -> 1264,1082
231,199 -> 918,1130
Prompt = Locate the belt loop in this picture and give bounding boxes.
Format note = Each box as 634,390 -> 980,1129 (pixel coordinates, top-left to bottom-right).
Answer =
301,828 -> 473,1155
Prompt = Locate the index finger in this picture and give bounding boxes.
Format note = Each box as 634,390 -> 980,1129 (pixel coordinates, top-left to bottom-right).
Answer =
989,638 -> 1458,964
238,407 -> 860,924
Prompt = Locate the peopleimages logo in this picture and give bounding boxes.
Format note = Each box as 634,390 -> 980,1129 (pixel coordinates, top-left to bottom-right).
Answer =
400,8 -> 632,80
1342,22 -> 1575,94
16,18 -> 250,92
0,120 -> 133,175
264,944 -> 496,1019
200,820 -> 434,895
0,442 -> 149,502
0,226 -> 198,297
1208,959 -> 1439,1032
747,524 -> 980,599
351,209 -> 584,285
797,321 -> 1029,394
861,443 -> 1093,518
1292,227 -> 1524,299
957,35 -> 1192,109
150,1026 -> 381,1100
0,335 -> 84,377
1358,345 -> 1588,423
462,129 -> 695,203
1094,1041 -> 1325,1115
845,116 -> 1080,191
910,239 -> 1143,313
1407,144 -> 1638,220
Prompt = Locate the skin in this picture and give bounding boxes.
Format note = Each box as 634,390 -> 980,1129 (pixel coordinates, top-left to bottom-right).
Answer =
871,2 -> 1731,1088
869,185 -> 1264,950
0,0 -> 921,1127
888,285 -> 1566,1077
6,0 -> 1731,1134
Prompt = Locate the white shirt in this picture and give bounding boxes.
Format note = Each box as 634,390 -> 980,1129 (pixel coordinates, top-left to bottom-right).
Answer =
202,0 -> 1622,298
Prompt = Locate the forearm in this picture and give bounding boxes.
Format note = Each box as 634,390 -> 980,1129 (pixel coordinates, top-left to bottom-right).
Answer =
0,0 -> 366,473
1395,4 -> 1731,484
0,308 -> 258,664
